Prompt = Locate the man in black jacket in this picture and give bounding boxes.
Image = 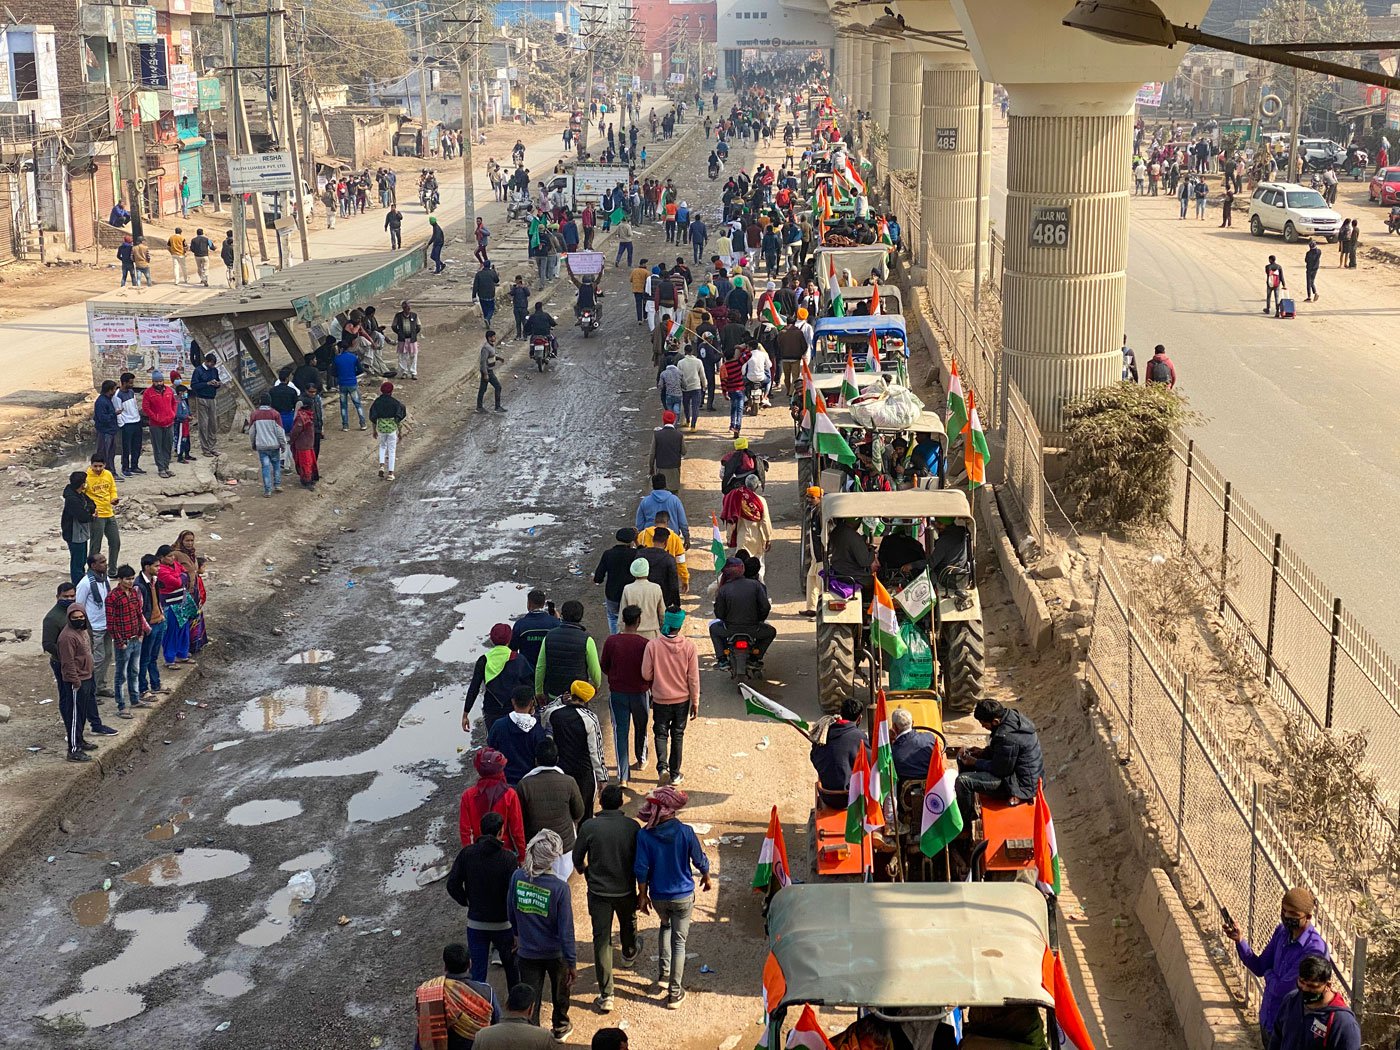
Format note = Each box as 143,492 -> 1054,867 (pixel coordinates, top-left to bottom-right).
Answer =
810,698 -> 869,798
710,568 -> 775,667
593,529 -> 638,634
572,784 -> 640,1012
472,262 -> 500,327
634,540 -> 681,610
510,589 -> 559,668
954,699 -> 1045,825
534,601 -> 601,698
446,811 -> 522,988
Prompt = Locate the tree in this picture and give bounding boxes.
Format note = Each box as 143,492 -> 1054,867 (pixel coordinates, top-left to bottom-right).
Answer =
237,0 -> 411,88
1256,0 -> 1368,160
516,18 -> 577,114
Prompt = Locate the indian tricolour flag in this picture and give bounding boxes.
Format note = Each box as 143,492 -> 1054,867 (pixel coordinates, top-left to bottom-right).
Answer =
755,950 -> 788,1050
786,1005 -> 836,1050
841,156 -> 866,194
1042,948 -> 1096,1050
869,578 -> 907,660
877,217 -> 893,247
752,805 -> 793,894
811,386 -> 857,466
844,745 -> 884,845
741,683 -> 811,732
838,351 -> 859,406
869,280 -> 881,316
919,739 -> 963,857
763,298 -> 783,327
1033,779 -> 1061,896
871,690 -> 896,805
946,358 -> 967,436
964,389 -> 990,490
711,512 -> 726,572
867,331 -> 882,373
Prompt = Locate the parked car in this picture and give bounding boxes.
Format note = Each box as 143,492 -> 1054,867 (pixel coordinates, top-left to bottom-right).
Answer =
1245,181 -> 1342,242
1371,166 -> 1400,205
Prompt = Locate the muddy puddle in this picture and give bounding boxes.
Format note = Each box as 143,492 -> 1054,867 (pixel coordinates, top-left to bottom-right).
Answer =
493,512 -> 557,531
365,643 -> 393,654
237,685 -> 362,733
225,799 -> 302,826
70,890 -> 113,927
122,848 -> 251,888
433,581 -> 525,663
202,970 -> 254,998
392,573 -> 458,595
284,649 -> 336,665
210,739 -> 244,752
143,811 -> 191,841
278,848 -> 333,872
583,476 -> 618,501
236,887 -> 304,948
383,843 -> 445,894
40,902 -> 208,1028
278,685 -> 469,823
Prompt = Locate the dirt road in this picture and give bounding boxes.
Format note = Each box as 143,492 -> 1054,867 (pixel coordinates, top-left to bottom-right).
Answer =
0,107 -> 1186,1050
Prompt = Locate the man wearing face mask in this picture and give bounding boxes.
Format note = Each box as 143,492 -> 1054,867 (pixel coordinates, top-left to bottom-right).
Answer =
58,603 -> 107,761
1225,887 -> 1332,1046
1267,953 -> 1359,1050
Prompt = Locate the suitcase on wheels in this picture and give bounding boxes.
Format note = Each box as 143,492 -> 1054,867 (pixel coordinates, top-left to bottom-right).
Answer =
1278,297 -> 1296,318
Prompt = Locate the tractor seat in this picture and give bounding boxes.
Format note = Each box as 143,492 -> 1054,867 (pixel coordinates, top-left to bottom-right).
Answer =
815,783 -> 848,813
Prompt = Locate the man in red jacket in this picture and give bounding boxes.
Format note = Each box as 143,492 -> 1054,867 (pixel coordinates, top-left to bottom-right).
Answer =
141,370 -> 179,477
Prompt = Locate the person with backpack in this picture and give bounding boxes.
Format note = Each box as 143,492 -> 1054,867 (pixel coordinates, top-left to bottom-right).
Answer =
369,381 -> 407,481
1264,255 -> 1287,316
1145,345 -> 1177,388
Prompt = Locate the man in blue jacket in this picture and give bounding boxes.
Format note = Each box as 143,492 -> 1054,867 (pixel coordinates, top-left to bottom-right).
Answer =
93,381 -> 120,483
1267,953 -> 1360,1050
635,474 -> 689,545
333,343 -> 366,431
635,785 -> 710,1008
486,688 -> 550,786
510,589 -> 559,669
508,829 -> 576,1040
190,352 -> 222,458
1226,887 -> 1332,1046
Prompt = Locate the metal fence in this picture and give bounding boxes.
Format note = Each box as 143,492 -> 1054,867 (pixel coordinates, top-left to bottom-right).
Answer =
922,231 -> 1002,432
1167,434 -> 1400,817
887,172 -> 920,272
1085,548 -> 1370,1019
987,229 -> 1004,299
1000,376 -> 1045,550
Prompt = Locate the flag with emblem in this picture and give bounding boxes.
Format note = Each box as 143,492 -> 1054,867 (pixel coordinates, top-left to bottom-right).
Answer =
1042,948 -> 1095,1050
1033,779 -> 1061,896
867,331 -> 882,373
752,805 -> 793,893
786,1005 -> 836,1050
839,350 -> 859,406
711,512 -> 726,571
963,388 -> 990,489
811,384 -> 857,466
946,358 -> 968,436
871,689 -> 896,805
918,736 -> 963,857
869,578 -> 907,660
763,298 -> 783,327
741,683 -> 812,732
845,745 -> 884,844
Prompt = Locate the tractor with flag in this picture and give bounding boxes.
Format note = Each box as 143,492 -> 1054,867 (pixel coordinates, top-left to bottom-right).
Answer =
813,490 -> 984,714
809,316 -> 908,375
754,882 -> 1098,1050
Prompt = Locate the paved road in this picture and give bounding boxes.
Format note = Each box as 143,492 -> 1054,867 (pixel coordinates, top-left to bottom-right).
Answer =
987,120 -> 1400,653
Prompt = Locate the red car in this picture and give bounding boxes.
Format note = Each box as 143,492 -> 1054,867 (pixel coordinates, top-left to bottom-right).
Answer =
1370,166 -> 1400,204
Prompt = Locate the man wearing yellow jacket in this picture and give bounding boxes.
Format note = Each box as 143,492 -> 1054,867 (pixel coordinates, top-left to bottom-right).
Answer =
637,511 -> 687,592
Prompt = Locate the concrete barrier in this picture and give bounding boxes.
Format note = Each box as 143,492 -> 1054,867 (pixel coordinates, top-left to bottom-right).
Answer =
975,484 -> 1052,650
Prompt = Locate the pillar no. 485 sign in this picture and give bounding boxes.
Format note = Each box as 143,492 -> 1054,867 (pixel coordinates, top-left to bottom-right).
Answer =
1029,206 -> 1070,249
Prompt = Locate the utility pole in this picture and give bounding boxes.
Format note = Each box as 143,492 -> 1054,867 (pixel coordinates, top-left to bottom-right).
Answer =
112,0 -> 144,239
223,3 -> 271,279
578,4 -> 603,160
221,12 -> 242,284
414,9 -> 431,154
272,0 -> 310,262
446,6 -> 482,244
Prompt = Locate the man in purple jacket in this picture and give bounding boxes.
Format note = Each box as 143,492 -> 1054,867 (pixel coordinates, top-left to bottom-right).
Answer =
1224,886 -> 1331,1046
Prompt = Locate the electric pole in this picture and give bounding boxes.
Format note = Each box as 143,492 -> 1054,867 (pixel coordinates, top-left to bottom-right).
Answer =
578,4 -> 603,160
272,0 -> 310,262
414,9 -> 431,154
112,0 -> 144,239
446,7 -> 483,243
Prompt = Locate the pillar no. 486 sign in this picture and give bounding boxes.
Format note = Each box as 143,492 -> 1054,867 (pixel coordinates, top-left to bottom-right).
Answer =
1029,206 -> 1070,248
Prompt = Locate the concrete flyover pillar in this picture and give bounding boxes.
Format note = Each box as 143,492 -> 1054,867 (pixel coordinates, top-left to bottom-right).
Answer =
870,41 -> 892,130
950,0 -> 1212,438
918,51 -> 989,282
856,38 -> 873,114
836,33 -> 854,103
887,49 -> 923,175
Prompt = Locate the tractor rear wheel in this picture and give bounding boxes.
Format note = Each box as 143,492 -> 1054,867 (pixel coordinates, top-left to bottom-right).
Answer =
817,620 -> 856,714
943,618 -> 985,713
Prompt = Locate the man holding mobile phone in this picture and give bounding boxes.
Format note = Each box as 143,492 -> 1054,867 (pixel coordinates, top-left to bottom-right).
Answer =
1223,887 -> 1331,1047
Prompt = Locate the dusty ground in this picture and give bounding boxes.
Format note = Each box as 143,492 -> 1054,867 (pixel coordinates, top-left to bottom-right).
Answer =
0,103 -> 1185,1050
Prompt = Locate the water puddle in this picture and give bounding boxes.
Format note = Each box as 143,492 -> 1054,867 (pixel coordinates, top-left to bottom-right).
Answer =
384,843 -> 445,894
237,686 -> 362,733
279,848 -> 333,872
365,643 -> 393,654
143,810 -> 191,841
433,581 -> 525,664
236,887 -> 304,948
202,970 -> 254,998
392,573 -> 458,595
278,686 -> 469,823
40,902 -> 207,1028
122,848 -> 251,888
284,649 -> 336,665
349,564 -> 378,576
494,512 -> 557,531
210,739 -> 244,752
225,799 -> 302,827
70,890 -> 113,927
583,476 -> 618,500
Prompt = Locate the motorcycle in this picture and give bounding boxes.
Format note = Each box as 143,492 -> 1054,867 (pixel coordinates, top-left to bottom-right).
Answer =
423,190 -> 439,214
577,306 -> 599,337
1387,206 -> 1400,236
723,631 -> 763,682
744,377 -> 769,416
708,163 -> 720,180
530,336 -> 553,372
506,194 -> 534,222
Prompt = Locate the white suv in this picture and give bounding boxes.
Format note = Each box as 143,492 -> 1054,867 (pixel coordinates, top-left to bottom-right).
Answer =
1246,182 -> 1342,243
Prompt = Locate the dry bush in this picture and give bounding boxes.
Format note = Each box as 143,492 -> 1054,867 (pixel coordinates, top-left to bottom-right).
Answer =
1363,911 -> 1400,1049
1135,547 -> 1218,648
1062,383 -> 1200,529
1262,721 -> 1382,869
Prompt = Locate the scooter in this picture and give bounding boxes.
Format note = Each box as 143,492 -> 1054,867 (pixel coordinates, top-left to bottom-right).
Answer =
506,194 -> 533,222
724,631 -> 764,682
708,163 -> 720,180
1387,206 -> 1400,236
530,336 -> 553,372
577,306 -> 599,337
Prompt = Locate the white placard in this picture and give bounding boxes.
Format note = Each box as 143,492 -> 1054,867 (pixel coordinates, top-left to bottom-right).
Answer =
228,151 -> 296,193
90,314 -> 138,344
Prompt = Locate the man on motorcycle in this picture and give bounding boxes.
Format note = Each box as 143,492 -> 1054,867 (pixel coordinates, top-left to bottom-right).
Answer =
511,139 -> 526,166
707,151 -> 720,179
523,302 -> 558,357
720,437 -> 766,493
572,271 -> 602,322
710,557 -> 776,670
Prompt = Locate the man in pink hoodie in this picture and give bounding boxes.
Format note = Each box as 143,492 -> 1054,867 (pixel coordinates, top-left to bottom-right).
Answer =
641,609 -> 699,786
